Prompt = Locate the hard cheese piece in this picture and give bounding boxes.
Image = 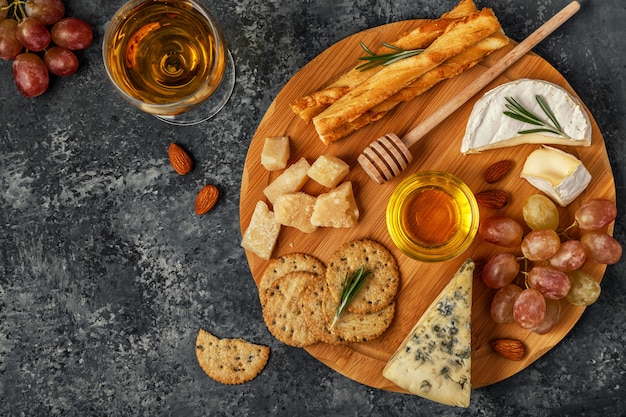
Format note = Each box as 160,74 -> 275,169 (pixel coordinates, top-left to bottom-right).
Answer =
460,79 -> 592,154
273,192 -> 318,233
383,259 -> 474,408
307,154 -> 350,188
261,136 -> 290,171
310,181 -> 359,228
263,157 -> 310,205
520,145 -> 591,207
241,201 -> 281,260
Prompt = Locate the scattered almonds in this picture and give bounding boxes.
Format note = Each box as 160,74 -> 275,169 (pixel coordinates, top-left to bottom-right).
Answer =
483,160 -> 513,183
490,338 -> 526,361
195,184 -> 219,215
475,189 -> 508,209
168,143 -> 193,175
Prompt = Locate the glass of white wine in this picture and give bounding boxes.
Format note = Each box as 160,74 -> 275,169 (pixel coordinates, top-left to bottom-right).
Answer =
102,0 -> 235,125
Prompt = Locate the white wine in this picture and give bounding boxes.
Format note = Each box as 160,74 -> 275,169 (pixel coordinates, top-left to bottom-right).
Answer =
104,0 -> 227,114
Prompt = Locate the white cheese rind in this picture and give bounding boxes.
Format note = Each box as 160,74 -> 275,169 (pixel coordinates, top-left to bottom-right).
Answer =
520,146 -> 591,207
461,79 -> 592,154
383,259 -> 474,408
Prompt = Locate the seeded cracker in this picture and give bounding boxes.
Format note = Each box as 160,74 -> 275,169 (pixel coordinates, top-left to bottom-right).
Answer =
262,271 -> 320,347
195,329 -> 270,385
258,253 -> 326,306
321,286 -> 395,343
302,274 -> 347,345
326,239 -> 400,314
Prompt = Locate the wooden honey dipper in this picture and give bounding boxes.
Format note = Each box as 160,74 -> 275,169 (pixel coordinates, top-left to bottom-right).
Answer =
358,0 -> 581,184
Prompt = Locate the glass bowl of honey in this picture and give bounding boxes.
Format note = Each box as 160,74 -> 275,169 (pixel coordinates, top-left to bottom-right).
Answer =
386,171 -> 479,262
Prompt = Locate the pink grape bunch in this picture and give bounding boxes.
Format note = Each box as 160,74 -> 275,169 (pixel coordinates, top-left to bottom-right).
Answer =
479,195 -> 622,335
0,0 -> 92,97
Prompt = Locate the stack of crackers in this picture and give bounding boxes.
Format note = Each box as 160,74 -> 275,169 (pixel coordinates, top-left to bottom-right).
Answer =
259,239 -> 400,346
290,0 -> 509,144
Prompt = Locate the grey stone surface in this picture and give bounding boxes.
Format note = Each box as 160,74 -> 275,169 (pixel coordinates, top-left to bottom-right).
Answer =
1,0 -> 625,416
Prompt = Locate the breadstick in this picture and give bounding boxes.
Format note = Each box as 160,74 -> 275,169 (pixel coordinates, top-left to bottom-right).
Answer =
290,0 -> 479,123
312,8 -> 502,144
318,30 -> 509,144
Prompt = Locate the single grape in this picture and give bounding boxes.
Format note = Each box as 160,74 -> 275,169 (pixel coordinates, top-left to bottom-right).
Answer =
528,266 -> 571,299
51,17 -> 92,50
513,288 -> 546,329
490,284 -> 523,324
25,0 -> 66,26
523,194 -> 559,230
566,270 -> 601,306
575,199 -> 617,231
549,239 -> 587,271
482,252 -> 520,289
479,216 -> 524,247
1,0 -> 8,21
44,46 -> 78,76
16,17 -> 51,51
580,233 -> 622,264
0,19 -> 23,60
531,298 -> 561,335
521,229 -> 561,261
12,52 -> 49,97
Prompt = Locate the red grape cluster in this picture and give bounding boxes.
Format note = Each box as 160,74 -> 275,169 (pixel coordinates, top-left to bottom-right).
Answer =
0,0 -> 92,97
480,195 -> 622,335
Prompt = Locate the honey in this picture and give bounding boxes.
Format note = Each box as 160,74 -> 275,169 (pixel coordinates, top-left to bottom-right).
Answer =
386,171 -> 479,262
402,187 -> 459,246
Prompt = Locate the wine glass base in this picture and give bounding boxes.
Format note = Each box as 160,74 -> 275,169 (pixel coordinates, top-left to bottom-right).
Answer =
154,49 -> 236,126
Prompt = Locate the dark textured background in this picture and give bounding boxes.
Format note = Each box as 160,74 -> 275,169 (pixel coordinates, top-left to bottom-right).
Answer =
1,0 -> 625,416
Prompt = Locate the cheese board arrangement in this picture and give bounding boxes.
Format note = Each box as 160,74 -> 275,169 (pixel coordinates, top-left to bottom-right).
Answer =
238,0 -> 619,407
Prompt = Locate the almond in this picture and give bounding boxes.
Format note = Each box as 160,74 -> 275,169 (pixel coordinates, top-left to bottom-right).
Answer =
475,190 -> 508,209
484,160 -> 513,183
195,184 -> 219,215
168,143 -> 193,175
490,338 -> 525,361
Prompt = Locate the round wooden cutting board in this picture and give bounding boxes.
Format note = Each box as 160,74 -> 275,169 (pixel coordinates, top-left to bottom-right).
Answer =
239,20 -> 615,391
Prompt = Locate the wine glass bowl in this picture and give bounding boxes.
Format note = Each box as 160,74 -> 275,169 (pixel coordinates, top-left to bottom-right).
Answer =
102,0 -> 235,125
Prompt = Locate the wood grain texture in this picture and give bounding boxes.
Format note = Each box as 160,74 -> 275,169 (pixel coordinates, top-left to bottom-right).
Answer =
239,20 -> 615,391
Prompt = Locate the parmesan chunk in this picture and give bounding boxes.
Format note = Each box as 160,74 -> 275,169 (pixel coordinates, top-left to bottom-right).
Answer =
241,201 -> 281,260
263,157 -> 310,205
310,182 -> 359,228
273,192 -> 318,233
307,154 -> 350,188
261,136 -> 290,171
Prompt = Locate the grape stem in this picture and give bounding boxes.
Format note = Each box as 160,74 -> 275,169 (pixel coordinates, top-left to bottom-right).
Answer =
559,221 -> 578,240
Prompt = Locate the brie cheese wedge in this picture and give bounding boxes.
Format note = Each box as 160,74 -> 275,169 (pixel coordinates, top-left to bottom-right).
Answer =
520,146 -> 591,207
461,79 -> 592,154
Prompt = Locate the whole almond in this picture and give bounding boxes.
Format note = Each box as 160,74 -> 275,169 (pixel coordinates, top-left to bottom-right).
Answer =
484,160 -> 513,183
168,143 -> 193,175
195,184 -> 219,215
490,338 -> 525,361
475,190 -> 508,209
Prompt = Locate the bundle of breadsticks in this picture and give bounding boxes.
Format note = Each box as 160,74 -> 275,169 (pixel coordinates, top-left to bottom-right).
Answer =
290,0 -> 509,145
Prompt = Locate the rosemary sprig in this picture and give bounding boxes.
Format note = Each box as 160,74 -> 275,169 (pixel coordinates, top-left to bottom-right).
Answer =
356,41 -> 424,71
503,95 -> 570,138
329,266 -> 372,330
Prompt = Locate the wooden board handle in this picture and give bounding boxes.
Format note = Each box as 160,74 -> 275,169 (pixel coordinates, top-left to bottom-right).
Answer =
402,0 -> 581,149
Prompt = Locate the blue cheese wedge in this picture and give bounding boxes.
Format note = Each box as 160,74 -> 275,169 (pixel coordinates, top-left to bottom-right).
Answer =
383,259 -> 474,408
460,79 -> 591,154
520,145 -> 591,207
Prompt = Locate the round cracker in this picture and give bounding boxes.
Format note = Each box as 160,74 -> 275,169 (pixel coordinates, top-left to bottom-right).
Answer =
195,329 -> 270,385
322,288 -> 395,343
258,253 -> 326,306
302,274 -> 347,345
326,239 -> 400,314
262,271 -> 320,347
